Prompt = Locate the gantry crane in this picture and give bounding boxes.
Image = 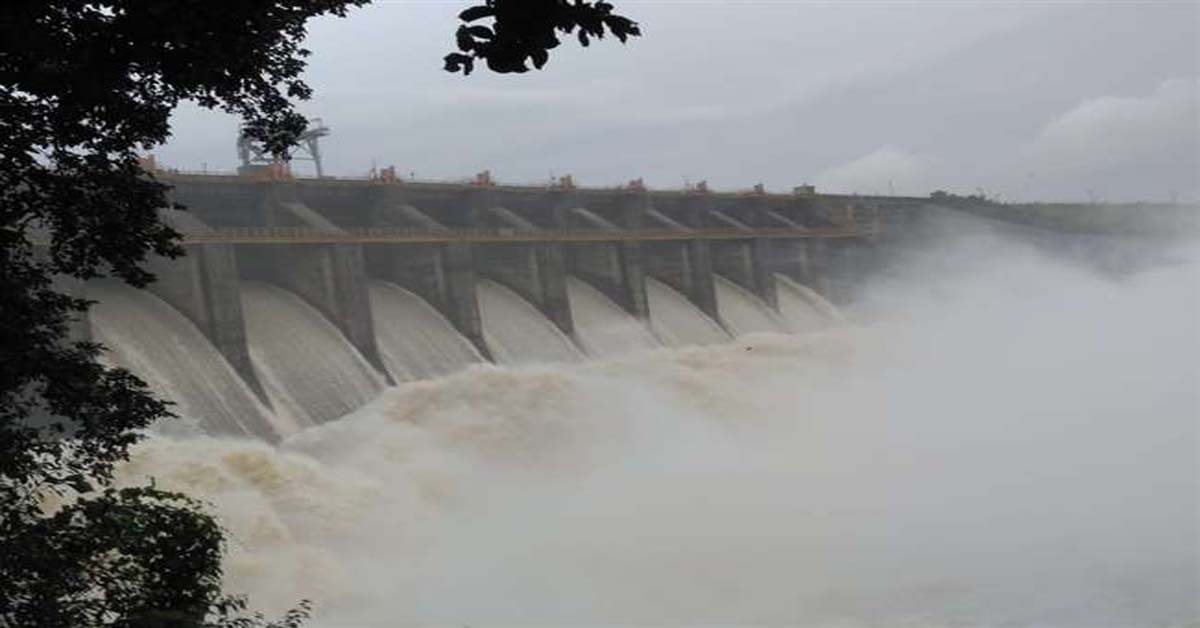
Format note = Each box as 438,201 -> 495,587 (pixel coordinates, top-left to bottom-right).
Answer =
237,118 -> 330,178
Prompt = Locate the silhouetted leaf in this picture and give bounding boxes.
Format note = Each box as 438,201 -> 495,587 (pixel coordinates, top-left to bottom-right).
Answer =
459,5 -> 495,21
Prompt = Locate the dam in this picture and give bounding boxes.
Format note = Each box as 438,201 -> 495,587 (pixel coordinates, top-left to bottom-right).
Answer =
80,172 -> 1198,626
81,171 -> 885,440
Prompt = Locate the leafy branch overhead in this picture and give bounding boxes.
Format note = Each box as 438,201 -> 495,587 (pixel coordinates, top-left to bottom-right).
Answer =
445,0 -> 640,74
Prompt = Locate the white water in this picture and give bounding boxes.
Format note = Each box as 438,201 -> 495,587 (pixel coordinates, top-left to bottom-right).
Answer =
114,230 -> 1197,627
476,278 -> 584,365
240,281 -> 384,430
368,281 -> 483,381
775,273 -> 840,333
714,274 -> 788,336
565,276 -> 660,358
645,277 -> 731,347
88,281 -> 280,440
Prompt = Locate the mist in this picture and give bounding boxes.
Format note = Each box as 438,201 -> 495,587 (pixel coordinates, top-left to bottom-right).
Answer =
114,214 -> 1199,627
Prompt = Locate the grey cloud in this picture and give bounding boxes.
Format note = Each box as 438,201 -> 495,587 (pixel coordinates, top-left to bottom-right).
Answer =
157,1 -> 1199,201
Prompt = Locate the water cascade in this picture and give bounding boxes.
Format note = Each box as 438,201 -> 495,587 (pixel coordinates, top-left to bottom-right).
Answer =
644,277 -> 731,347
110,235 -> 1200,627
565,276 -> 660,358
240,281 -> 384,429
88,281 -> 280,440
774,273 -> 839,333
476,278 -> 584,365
368,281 -> 483,381
713,275 -> 788,336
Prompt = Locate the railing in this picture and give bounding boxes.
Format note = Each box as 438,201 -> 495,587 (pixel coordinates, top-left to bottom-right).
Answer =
184,225 -> 872,245
154,170 -> 871,197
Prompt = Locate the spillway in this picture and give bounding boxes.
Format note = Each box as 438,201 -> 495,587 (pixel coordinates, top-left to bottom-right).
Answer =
476,278 -> 584,365
88,281 -> 280,440
240,281 -> 384,428
369,281 -> 483,381
565,277 -> 660,358
645,277 -> 730,347
774,274 -> 839,333
714,275 -> 788,336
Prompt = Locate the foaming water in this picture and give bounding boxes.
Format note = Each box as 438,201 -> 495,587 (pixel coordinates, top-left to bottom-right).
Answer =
368,281 -> 483,381
88,281 -> 279,440
476,278 -> 583,365
714,274 -> 787,336
241,281 -> 384,429
565,276 -> 659,358
123,234 -> 1198,627
645,277 -> 731,347
775,273 -> 840,333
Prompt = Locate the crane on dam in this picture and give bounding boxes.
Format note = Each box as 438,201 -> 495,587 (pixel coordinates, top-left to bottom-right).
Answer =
237,117 -> 331,178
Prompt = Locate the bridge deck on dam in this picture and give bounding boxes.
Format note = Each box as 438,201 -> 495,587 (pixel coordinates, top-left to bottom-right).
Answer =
183,225 -> 872,244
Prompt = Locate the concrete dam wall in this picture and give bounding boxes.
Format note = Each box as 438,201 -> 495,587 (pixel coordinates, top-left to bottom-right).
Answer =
87,175 -> 881,440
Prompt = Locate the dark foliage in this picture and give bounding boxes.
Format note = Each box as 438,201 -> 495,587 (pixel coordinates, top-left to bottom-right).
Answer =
0,1 -> 365,625
1,1 -> 634,626
445,0 -> 640,74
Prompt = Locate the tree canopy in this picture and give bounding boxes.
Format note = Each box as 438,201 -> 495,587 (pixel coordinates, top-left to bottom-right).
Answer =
446,0 -> 640,74
0,1 -> 637,625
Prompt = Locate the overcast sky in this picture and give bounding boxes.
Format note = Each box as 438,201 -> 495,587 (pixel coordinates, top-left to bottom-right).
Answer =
159,1 -> 1199,203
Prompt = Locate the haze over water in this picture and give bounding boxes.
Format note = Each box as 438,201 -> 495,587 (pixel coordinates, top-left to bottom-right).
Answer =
113,221 -> 1198,627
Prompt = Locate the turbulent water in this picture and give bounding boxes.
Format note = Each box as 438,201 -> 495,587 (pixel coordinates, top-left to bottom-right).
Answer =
565,276 -> 660,358
775,273 -> 840,333
368,280 -> 483,381
109,227 -> 1197,627
476,278 -> 584,365
88,281 -> 280,440
240,281 -> 385,431
714,274 -> 788,336
645,277 -> 731,347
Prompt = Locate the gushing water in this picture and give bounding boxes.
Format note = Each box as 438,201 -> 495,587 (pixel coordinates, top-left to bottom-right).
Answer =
88,281 -> 279,440
565,276 -> 659,358
240,281 -> 384,430
476,278 -> 583,365
114,230 -> 1197,627
775,273 -> 840,332
645,277 -> 730,347
714,274 -> 787,336
368,280 -> 483,381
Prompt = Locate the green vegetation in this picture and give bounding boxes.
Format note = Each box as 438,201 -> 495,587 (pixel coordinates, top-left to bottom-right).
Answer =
929,190 -> 1198,236
0,2 -> 637,625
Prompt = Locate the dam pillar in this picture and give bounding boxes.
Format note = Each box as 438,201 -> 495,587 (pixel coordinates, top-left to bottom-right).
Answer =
750,238 -> 779,308
615,192 -> 651,319
614,241 -> 650,319
562,192 -> 650,319
679,194 -> 720,321
444,242 -> 487,353
536,243 -> 573,336
250,188 -> 389,378
685,243 -> 718,320
142,210 -> 266,400
365,200 -> 489,357
469,194 -> 574,336
771,238 -> 822,296
640,195 -> 719,322
709,197 -> 781,308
